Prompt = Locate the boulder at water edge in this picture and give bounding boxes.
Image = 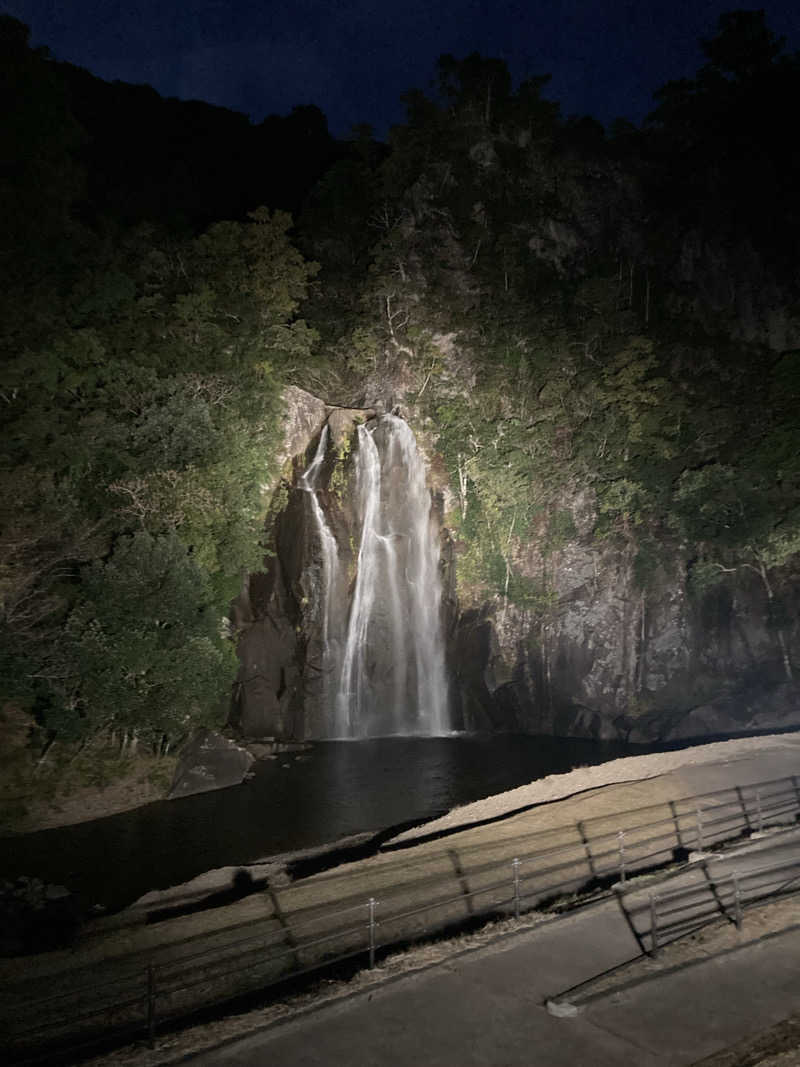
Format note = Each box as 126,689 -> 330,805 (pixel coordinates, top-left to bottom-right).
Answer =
168,729 -> 255,799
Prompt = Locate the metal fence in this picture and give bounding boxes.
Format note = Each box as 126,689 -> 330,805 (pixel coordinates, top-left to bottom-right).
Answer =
4,773 -> 800,1063
643,848 -> 800,955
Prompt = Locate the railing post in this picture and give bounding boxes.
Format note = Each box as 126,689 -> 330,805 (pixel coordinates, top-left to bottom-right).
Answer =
146,963 -> 157,1049
512,858 -> 521,920
367,897 -> 377,969
696,805 -> 704,852
756,789 -> 763,834
732,873 -> 742,930
650,894 -> 659,956
618,830 -> 626,884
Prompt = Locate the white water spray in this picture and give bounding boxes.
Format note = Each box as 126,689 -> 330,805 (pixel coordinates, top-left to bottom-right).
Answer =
334,416 -> 449,737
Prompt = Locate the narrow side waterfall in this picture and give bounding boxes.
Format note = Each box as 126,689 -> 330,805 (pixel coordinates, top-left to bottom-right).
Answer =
300,427 -> 340,709
334,415 -> 449,737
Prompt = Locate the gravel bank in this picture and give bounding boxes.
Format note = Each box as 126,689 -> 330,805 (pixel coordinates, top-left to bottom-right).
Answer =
386,733 -> 800,846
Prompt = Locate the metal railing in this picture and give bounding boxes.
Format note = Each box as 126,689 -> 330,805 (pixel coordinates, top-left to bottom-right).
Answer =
645,850 -> 800,955
4,772 -> 800,1063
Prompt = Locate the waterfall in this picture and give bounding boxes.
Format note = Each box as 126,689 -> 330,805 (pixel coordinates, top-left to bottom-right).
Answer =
334,426 -> 381,736
300,427 -> 340,708
334,415 -> 449,737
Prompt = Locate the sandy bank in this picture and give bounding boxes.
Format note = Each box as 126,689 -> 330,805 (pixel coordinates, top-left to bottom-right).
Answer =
386,732 -> 800,846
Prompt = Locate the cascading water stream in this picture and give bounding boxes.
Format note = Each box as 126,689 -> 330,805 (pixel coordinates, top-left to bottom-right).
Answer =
387,418 -> 449,735
334,415 -> 449,737
334,425 -> 381,736
299,426 -> 340,706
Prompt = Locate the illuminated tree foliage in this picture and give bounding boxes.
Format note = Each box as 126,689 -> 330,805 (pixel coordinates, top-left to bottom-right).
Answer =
298,27 -> 800,628
0,19 -> 318,748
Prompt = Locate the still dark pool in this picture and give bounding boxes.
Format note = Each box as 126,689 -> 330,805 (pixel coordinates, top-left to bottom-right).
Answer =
1,734 -> 657,911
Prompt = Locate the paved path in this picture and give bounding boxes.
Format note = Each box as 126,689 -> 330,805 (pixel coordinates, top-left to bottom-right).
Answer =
188,833 -> 800,1067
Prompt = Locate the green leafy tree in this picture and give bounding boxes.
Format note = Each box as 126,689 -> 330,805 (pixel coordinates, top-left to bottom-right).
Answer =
56,532 -> 234,746
1,191 -> 318,750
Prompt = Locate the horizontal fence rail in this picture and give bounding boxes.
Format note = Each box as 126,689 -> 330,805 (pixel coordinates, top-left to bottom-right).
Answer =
4,772 -> 800,1062
633,849 -> 800,956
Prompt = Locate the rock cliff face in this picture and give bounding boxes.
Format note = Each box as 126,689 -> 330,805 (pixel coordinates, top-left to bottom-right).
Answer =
232,395 -> 350,739
449,525 -> 800,743
232,388 -> 800,744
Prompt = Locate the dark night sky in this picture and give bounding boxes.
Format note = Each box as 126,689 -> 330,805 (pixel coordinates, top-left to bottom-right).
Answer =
7,1 -> 800,137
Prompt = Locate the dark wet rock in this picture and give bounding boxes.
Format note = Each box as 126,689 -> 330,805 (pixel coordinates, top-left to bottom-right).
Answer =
327,405 -> 375,448
168,729 -> 255,799
660,682 -> 800,743
246,739 -> 312,759
0,876 -> 82,955
274,386 -> 328,479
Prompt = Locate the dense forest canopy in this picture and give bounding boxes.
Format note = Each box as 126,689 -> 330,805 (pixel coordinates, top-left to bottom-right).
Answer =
1,9 -> 799,760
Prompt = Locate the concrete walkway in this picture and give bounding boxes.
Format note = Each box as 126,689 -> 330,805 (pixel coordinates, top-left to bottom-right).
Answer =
188,837 -> 800,1066
187,918 -> 800,1067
